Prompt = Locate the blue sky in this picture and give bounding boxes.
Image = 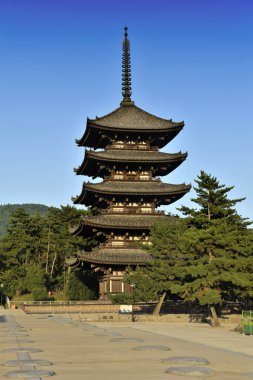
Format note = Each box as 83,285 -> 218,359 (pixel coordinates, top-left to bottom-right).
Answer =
0,0 -> 252,219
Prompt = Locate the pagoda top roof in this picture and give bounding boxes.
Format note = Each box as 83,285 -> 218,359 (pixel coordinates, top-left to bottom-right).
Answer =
78,247 -> 150,265
88,103 -> 184,131
76,104 -> 184,148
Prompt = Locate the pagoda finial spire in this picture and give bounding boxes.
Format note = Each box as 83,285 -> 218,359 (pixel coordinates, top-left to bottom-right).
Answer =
121,27 -> 133,104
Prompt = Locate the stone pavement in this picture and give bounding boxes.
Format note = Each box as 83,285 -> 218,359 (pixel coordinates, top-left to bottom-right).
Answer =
1,308 -> 253,379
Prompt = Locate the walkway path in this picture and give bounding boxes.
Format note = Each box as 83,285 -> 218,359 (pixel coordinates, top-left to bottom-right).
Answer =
1,309 -> 253,379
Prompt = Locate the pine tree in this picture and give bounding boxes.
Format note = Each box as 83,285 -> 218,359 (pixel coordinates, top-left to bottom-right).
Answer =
0,205 -> 96,299
0,208 -> 34,297
178,171 -> 253,326
179,171 -> 248,226
124,217 -> 187,314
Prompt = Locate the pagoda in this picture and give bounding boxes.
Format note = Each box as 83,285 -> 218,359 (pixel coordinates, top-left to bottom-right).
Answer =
70,27 -> 190,299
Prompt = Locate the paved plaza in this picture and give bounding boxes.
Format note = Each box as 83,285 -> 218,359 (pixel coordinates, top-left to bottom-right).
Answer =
1,308 -> 253,379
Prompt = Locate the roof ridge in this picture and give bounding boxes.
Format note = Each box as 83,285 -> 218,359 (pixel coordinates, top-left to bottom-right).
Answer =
133,104 -> 183,125
92,105 -> 122,121
89,103 -> 183,126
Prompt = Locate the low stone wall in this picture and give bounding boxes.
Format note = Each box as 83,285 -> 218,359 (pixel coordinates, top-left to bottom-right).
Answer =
14,302 -> 242,327
19,303 -> 121,314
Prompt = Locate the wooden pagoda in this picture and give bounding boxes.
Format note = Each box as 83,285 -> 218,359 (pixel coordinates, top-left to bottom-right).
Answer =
70,27 -> 190,299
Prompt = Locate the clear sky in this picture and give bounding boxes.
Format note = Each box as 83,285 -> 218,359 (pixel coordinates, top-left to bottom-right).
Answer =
0,0 -> 252,219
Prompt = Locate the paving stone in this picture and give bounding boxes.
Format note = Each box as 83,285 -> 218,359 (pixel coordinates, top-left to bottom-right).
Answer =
14,329 -> 29,332
0,329 -> 13,332
132,345 -> 171,351
18,352 -> 31,360
6,369 -> 55,378
111,337 -> 144,342
1,340 -> 34,344
4,359 -> 53,367
2,348 -> 43,353
2,333 -> 29,337
161,356 -> 209,365
165,366 -> 215,376
14,332 -> 29,335
95,332 -> 121,336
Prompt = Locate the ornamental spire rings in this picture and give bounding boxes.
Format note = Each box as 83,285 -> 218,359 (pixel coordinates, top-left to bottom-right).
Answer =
122,27 -> 132,104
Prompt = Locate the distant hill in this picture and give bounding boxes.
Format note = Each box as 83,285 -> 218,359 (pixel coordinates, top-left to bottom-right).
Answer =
0,204 -> 49,237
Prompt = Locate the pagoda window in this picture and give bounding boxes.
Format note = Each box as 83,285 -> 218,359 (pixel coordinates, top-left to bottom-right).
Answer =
128,236 -> 140,241
113,271 -> 124,276
114,236 -> 124,240
114,174 -> 124,179
115,202 -> 124,206
140,174 -> 150,180
112,207 -> 124,212
141,207 -> 152,213
111,241 -> 124,246
138,141 -> 148,149
115,140 -> 124,148
113,170 -> 124,179
128,202 -> 138,207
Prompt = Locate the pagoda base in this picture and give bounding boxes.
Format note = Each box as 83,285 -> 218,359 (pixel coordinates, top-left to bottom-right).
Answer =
98,271 -> 132,300
76,247 -> 150,300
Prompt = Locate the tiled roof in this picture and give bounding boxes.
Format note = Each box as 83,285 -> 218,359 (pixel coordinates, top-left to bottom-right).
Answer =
78,247 -> 151,264
89,104 -> 184,131
85,180 -> 190,194
86,149 -> 187,162
78,213 -> 170,229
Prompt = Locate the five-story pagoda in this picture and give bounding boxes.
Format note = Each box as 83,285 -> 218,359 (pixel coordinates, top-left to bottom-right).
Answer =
71,28 -> 190,299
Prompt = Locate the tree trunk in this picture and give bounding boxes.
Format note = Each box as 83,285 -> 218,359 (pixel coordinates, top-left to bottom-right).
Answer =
50,252 -> 57,276
210,305 -> 220,327
153,292 -> 166,316
45,226 -> 50,275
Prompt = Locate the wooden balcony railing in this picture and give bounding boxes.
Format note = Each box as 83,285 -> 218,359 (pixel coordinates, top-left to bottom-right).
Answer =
104,208 -> 164,215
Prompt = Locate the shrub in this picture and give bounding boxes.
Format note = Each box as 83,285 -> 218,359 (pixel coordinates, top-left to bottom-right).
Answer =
67,269 -> 98,300
32,287 -> 48,301
109,292 -> 133,305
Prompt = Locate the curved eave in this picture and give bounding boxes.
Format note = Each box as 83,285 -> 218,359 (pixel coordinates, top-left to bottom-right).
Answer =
69,222 -> 85,236
65,257 -> 80,267
75,117 -> 89,146
74,150 -> 188,177
77,214 -> 170,231
89,120 -> 184,133
76,121 -> 184,149
77,249 -> 151,265
90,104 -> 184,130
73,181 -> 191,206
85,182 -> 191,195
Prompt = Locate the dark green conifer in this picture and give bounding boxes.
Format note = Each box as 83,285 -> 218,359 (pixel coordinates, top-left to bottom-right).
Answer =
179,171 -> 253,326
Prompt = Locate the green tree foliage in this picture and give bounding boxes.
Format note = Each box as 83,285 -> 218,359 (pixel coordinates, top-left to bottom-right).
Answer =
0,204 -> 48,237
0,205 -> 95,299
179,171 -> 248,226
67,269 -> 98,300
22,263 -> 47,293
124,217 -> 187,309
178,171 -> 253,325
125,171 -> 253,323
0,208 -> 34,297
